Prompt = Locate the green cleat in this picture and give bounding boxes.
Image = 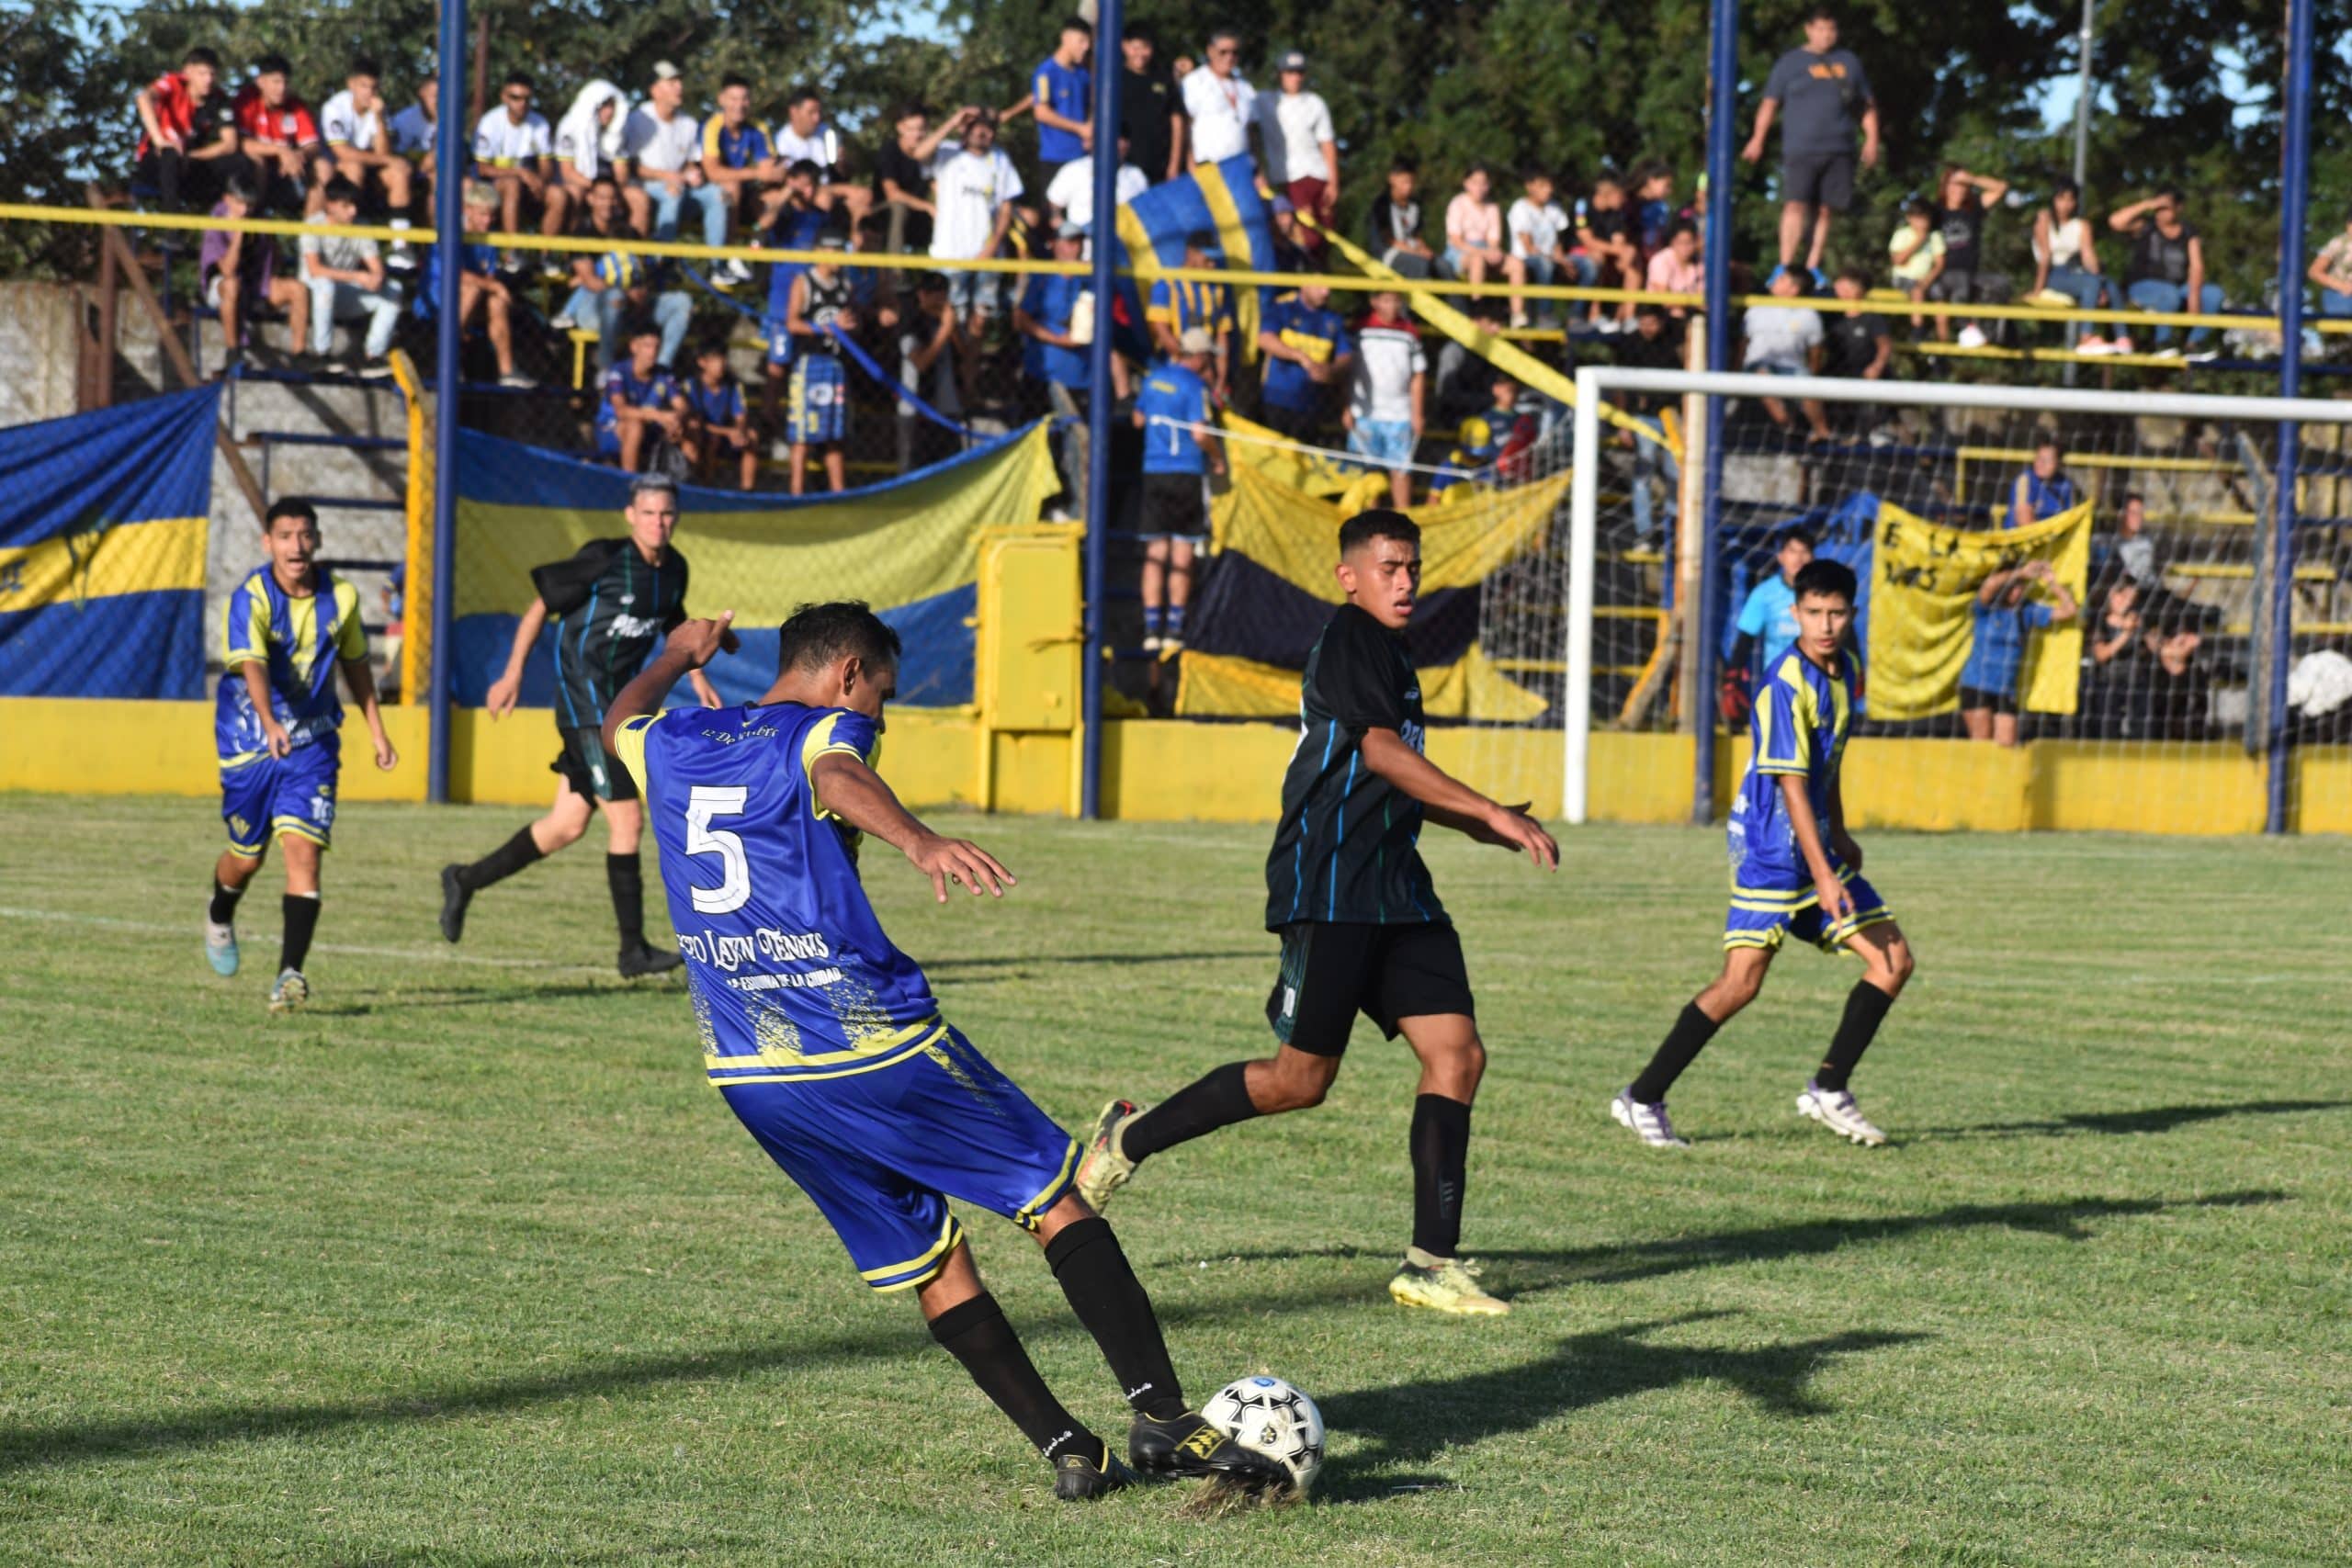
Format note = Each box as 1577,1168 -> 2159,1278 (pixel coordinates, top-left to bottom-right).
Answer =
1389,1254 -> 1510,1317
1073,1098 -> 1145,1212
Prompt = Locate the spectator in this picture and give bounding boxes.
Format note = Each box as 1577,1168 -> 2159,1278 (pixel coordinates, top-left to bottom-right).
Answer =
1012,17 -> 1093,180
2007,434 -> 2079,528
1574,172 -> 1641,332
1364,156 -> 1436,279
683,339 -> 759,491
1182,30 -> 1256,165
872,104 -> 938,255
2131,615 -> 2210,741
1044,136 -> 1146,241
1344,289 -> 1427,509
1257,275 -> 1353,440
472,72 -> 562,268
1134,328 -> 1224,653
1147,231 -> 1235,393
1644,220 -> 1703,315
319,58 -> 414,262
1443,164 -> 1524,314
596,248 -> 693,375
1722,526 -> 1817,720
697,75 -> 780,284
619,62 -> 723,262
1740,266 -> 1832,442
420,182 -> 528,386
1016,221 -> 1097,511
761,160 -> 830,423
2305,206 -> 2352,324
1170,52 -> 1198,83
897,271 -> 967,472
551,173 -> 628,333
201,176 -> 309,371
2030,177 -> 2124,351
388,76 -> 436,184
773,88 -> 870,221
1118,25 -> 1185,186
1888,197 -> 1944,330
554,80 -> 632,220
1250,51 -> 1337,251
134,48 -> 239,215
595,317 -> 688,473
1926,164 -> 2010,346
299,176 -> 402,376
1430,373 -> 1535,495
1615,304 -> 1685,541
782,232 -> 856,495
1960,558 -> 2077,745
232,54 -> 330,217
1743,5 -> 1879,276
1508,169 -> 1577,328
2111,491 -> 2160,586
1821,265 -> 1891,434
919,107 -> 1022,339
2111,187 -> 2222,353
1632,162 -> 1683,254
2082,577 -> 2143,738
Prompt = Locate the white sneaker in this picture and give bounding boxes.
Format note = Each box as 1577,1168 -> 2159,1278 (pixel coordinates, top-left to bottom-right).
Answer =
1142,633 -> 1164,652
1796,1081 -> 1886,1145
718,258 -> 755,286
1610,1089 -> 1690,1148
2075,334 -> 2111,355
550,311 -> 577,331
2110,335 -> 2136,355
1957,324 -> 1989,349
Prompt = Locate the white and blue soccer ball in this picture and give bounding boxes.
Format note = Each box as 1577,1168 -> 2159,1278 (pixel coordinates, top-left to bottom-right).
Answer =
1204,1374 -> 1325,1495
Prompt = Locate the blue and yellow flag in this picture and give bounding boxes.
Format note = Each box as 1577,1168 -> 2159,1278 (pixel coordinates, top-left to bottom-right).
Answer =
449,423 -> 1059,709
0,387 -> 218,699
1112,153 -> 1276,362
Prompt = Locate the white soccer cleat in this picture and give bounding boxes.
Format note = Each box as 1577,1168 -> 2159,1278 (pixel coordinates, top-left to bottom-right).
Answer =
204,912 -> 240,977
1610,1089 -> 1690,1148
1797,1081 -> 1886,1145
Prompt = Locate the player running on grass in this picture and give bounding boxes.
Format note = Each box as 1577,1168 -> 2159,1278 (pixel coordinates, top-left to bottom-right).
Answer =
1611,558 -> 1915,1149
1075,510 -> 1559,1318
598,601 -> 1287,1500
437,474 -> 718,977
203,499 -> 398,1011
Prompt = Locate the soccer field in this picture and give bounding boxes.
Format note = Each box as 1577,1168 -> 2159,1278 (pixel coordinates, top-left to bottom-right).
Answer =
3,795 -> 2346,1566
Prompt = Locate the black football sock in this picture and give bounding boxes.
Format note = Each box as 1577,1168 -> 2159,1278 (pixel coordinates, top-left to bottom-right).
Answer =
1045,1216 -> 1187,1422
1408,1093 -> 1473,1261
458,826 -> 543,891
1814,979 -> 1896,1092
1120,1062 -> 1258,1163
606,852 -> 646,951
279,892 -> 321,974
209,878 -> 244,927
928,1292 -> 1096,1462
1628,1001 -> 1723,1104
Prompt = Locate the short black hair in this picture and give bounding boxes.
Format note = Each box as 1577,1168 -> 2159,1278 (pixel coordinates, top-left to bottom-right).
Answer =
1388,154 -> 1419,175
624,314 -> 662,342
350,55 -> 382,79
695,337 -> 729,359
254,53 -> 291,77
1792,558 -> 1857,603
322,175 -> 361,207
2157,185 -> 2187,205
1804,5 -> 1838,23
2034,431 -> 2062,451
590,172 -> 620,192
720,73 -> 752,93
183,46 -> 220,69
1062,15 -> 1093,35
786,85 -> 822,111
776,601 -> 902,677
1666,217 -> 1697,243
1634,301 -> 1667,321
892,101 -> 930,123
503,70 -> 534,92
265,497 -> 318,530
1338,508 -> 1421,556
1781,525 -> 1818,549
1835,264 -> 1870,285
2052,175 -> 2079,201
786,157 -> 822,181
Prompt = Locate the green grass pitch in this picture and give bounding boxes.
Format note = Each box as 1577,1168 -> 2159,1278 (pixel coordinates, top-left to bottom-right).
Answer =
3,795 -> 2347,1565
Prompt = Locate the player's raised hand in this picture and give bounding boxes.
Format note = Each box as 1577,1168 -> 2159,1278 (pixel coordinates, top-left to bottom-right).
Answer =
1483,802 -> 1559,871
907,830 -> 1016,903
668,611 -> 740,669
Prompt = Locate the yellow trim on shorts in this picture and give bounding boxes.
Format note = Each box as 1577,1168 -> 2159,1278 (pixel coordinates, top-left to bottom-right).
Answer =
861,1213 -> 964,1291
1013,1138 -> 1082,1231
271,818 -> 332,850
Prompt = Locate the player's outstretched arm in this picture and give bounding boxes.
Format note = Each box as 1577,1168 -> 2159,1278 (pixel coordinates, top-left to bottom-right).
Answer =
485,596 -> 550,719
599,613 -> 738,757
337,656 -> 399,771
808,754 -> 1015,903
1359,728 -> 1558,870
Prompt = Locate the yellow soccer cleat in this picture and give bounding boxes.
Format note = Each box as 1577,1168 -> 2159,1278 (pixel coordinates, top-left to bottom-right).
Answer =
1388,1255 -> 1510,1316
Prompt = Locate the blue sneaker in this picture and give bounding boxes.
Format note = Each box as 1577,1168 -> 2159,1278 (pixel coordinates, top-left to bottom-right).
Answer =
205,911 -> 239,976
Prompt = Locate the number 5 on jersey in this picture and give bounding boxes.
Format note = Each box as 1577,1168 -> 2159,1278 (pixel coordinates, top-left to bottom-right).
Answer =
684,785 -> 750,914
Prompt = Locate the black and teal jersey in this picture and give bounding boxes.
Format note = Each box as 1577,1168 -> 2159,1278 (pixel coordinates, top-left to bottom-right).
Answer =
1264,604 -> 1444,929
531,538 -> 689,732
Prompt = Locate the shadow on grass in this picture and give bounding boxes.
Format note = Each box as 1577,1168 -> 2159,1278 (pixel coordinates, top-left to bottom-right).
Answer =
925,950 -> 1265,974
1910,1099 -> 2351,1141
1316,1312 -> 1925,1501
304,980 -> 681,1015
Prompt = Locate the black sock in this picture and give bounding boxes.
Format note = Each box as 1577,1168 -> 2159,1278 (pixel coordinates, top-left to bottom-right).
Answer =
1121,1062 -> 1258,1164
606,852 -> 645,950
1408,1093 -> 1473,1260
209,879 -> 244,927
279,893 -> 320,974
928,1292 -> 1096,1462
458,827 -> 543,892
1815,980 -> 1895,1092
1045,1216 -> 1187,1422
1629,1001 -> 1723,1104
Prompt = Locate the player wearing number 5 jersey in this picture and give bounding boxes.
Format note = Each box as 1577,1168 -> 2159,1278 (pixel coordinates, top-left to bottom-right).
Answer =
598,601 -> 1285,1501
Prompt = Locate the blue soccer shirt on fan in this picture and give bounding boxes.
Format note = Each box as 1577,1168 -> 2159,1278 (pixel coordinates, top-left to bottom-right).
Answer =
1960,599 -> 2053,699
1138,364 -> 1212,474
765,205 -> 831,318
216,565 -> 368,763
1728,646 -> 1857,889
2007,468 -> 2079,527
703,117 -> 773,171
614,704 -> 948,1085
1018,274 -> 1091,390
1031,57 -> 1090,164
596,362 -> 683,440
1731,572 -> 1801,674
684,377 -> 746,426
1260,297 -> 1351,413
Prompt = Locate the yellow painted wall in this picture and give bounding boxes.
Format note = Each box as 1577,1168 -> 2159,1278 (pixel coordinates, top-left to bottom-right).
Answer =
0,698 -> 429,802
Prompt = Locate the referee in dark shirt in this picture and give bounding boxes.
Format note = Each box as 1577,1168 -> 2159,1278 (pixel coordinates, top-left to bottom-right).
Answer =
438,475 -> 723,976
1074,510 -> 1558,1317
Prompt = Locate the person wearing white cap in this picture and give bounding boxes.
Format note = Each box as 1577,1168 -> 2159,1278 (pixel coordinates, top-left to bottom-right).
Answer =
620,62 -> 727,257
1249,50 -> 1336,249
1181,29 -> 1256,166
1133,327 -> 1225,653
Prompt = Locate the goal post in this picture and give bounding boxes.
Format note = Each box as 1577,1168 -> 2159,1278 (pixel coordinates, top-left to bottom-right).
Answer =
1551,367 -> 2352,832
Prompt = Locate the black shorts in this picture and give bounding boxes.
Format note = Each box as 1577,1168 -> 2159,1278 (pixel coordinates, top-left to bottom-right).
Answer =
1141,472 -> 1208,539
1782,151 -> 1856,212
1260,401 -> 1324,441
1265,921 -> 1476,1057
552,723 -> 638,804
1927,269 -> 2009,305
1958,684 -> 2018,717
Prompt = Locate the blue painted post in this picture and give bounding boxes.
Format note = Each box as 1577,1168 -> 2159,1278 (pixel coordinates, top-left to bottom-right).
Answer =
426,0 -> 466,805
1695,0 -> 1739,826
2267,0 -> 2314,834
1079,0 -> 1124,818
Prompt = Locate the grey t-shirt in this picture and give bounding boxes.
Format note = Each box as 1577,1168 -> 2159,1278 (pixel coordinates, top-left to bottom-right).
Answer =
1763,46 -> 1872,156
299,212 -> 381,277
1743,304 -> 1823,372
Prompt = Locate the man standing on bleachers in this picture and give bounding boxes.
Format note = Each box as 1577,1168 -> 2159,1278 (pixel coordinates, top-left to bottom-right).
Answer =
1742,6 -> 1878,279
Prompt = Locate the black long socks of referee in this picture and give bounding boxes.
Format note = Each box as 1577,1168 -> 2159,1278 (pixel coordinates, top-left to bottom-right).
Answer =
929,1293 -> 1096,1462
606,852 -> 647,950
1120,1062 -> 1258,1163
1408,1094 -> 1472,1261
1815,979 -> 1895,1092
1045,1217 -> 1188,1422
1630,1001 -> 1722,1103
457,827 -> 542,891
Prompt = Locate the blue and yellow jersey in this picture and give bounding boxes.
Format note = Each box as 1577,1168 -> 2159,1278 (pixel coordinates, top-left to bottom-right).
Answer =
1727,647 -> 1857,890
1430,412 -> 1505,494
1146,276 -> 1234,340
215,566 -> 367,764
684,376 -> 746,427
1031,56 -> 1090,164
702,117 -> 773,170
1137,363 -> 1212,475
1259,297 -> 1351,413
616,703 -> 946,1088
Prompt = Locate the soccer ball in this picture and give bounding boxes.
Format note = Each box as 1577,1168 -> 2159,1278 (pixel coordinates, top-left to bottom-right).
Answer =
1204,1374 -> 1325,1495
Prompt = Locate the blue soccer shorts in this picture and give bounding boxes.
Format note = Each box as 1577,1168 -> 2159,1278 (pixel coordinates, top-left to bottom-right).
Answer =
1724,865 -> 1894,954
220,736 -> 341,856
763,314 -> 795,369
718,1024 -> 1080,1292
786,355 -> 848,446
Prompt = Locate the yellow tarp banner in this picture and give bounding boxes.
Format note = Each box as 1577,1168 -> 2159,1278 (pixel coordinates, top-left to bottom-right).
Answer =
1866,499 -> 2092,719
1177,645 -> 1549,722
1220,409 -> 1355,496
1211,459 -> 1568,603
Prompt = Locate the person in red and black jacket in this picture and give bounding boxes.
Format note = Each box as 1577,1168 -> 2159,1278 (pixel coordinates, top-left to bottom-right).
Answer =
231,54 -> 333,217
133,47 -> 242,213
